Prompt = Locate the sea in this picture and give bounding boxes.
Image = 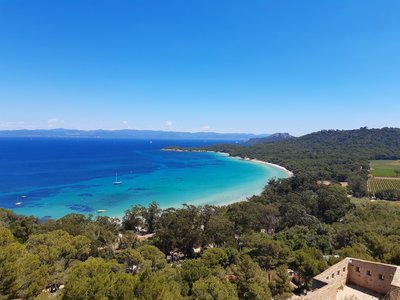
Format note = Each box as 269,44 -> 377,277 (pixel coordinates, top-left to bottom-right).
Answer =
0,138 -> 289,220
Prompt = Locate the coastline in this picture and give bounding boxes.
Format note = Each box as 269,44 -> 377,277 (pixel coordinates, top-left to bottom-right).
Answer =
163,148 -> 294,178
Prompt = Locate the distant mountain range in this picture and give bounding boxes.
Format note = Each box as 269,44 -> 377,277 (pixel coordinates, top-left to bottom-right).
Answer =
0,128 -> 270,140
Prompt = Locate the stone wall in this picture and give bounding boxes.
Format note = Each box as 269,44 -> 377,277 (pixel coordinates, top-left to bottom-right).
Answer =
302,258 -> 400,299
312,258 -> 349,289
302,258 -> 400,300
347,258 -> 398,295
301,258 -> 349,300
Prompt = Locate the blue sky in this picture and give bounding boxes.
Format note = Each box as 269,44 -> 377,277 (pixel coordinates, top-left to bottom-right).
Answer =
0,0 -> 399,136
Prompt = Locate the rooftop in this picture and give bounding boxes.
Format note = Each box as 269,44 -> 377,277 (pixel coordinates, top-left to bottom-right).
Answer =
336,283 -> 383,300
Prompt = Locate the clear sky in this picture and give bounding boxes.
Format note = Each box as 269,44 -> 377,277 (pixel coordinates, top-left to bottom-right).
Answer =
0,0 -> 399,136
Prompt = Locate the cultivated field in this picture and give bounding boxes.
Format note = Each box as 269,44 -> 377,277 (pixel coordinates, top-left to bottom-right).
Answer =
370,160 -> 400,177
368,160 -> 400,197
367,177 -> 400,195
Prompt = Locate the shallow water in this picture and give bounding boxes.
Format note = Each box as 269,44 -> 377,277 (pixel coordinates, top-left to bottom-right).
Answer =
0,138 -> 289,219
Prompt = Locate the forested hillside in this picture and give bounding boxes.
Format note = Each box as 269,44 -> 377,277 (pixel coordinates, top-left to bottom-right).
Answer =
246,133 -> 293,145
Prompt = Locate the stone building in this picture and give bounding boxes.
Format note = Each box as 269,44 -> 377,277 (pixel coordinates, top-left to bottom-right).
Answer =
300,257 -> 400,300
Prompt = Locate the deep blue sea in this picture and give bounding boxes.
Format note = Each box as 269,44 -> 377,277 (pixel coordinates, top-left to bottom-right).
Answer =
0,138 -> 289,220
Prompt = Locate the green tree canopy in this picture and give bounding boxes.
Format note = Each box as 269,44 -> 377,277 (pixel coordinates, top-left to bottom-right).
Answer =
192,276 -> 239,300
63,257 -> 138,300
26,229 -> 91,282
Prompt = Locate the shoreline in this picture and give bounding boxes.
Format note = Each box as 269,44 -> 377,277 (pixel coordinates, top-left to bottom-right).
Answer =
226,155 -> 294,178
163,148 -> 294,178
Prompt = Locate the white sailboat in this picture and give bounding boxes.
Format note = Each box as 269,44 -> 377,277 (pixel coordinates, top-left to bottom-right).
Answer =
113,172 -> 122,185
16,195 -> 26,206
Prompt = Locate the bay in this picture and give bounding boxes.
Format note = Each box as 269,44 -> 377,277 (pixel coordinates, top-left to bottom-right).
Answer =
0,138 -> 289,219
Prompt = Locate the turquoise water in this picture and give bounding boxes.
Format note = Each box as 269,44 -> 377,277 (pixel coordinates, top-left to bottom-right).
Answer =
0,138 -> 289,219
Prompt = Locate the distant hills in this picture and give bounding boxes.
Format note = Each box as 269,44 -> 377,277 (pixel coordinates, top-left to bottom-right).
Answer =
0,128 -> 269,140
246,133 -> 293,145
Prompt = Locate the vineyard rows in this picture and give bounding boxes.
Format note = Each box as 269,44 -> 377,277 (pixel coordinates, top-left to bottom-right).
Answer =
368,177 -> 400,195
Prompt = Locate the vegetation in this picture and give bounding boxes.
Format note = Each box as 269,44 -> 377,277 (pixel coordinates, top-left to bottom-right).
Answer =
1,127 -> 400,299
370,160 -> 400,177
368,160 -> 400,200
368,177 -> 400,199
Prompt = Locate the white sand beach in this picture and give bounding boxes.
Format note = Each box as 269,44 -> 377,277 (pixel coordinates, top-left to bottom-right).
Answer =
212,152 -> 294,178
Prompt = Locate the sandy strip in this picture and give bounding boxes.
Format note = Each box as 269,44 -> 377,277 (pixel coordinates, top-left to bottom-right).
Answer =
246,158 -> 293,177
224,155 -> 293,177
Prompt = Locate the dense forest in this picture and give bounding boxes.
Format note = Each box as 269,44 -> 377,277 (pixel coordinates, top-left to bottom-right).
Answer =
1,127 -> 400,299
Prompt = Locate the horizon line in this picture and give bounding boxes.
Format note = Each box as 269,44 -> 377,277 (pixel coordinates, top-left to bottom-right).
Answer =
0,127 -> 272,135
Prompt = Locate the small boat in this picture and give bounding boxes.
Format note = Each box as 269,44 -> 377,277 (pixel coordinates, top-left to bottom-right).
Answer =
20,195 -> 28,199
97,209 -> 106,213
113,172 -> 122,185
15,202 -> 23,206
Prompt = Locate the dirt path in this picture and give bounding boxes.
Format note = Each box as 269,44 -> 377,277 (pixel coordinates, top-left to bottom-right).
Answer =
372,176 -> 400,180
